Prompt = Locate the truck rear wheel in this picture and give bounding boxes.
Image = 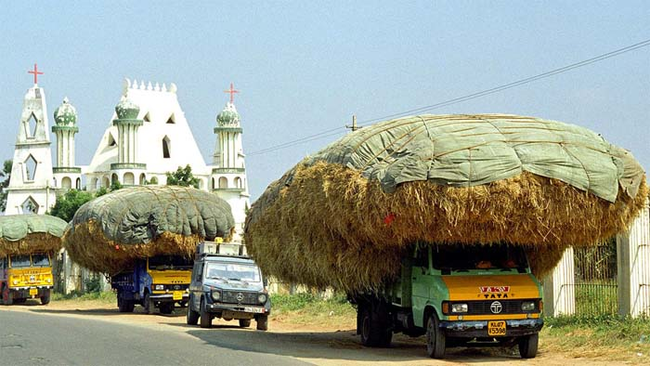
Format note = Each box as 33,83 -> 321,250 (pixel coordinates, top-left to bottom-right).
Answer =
199,298 -> 212,328
518,333 -> 538,358
426,313 -> 446,359
118,297 -> 134,312
40,290 -> 51,305
360,306 -> 392,347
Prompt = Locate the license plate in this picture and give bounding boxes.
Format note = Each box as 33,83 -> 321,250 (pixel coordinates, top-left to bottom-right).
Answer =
172,291 -> 183,301
29,288 -> 38,296
488,321 -> 507,336
244,306 -> 264,314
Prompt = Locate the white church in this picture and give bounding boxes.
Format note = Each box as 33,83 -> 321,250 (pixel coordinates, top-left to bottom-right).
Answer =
4,69 -> 250,242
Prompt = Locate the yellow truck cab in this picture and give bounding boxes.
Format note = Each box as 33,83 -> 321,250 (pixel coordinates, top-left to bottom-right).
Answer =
352,244 -> 543,359
0,252 -> 54,305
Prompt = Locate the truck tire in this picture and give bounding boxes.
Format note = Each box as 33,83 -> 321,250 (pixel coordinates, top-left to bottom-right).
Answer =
426,313 -> 446,359
40,290 -> 51,305
256,315 -> 268,331
118,297 -> 134,312
160,302 -> 174,314
1,284 -> 13,305
199,298 -> 212,328
144,292 -> 155,314
239,319 -> 251,328
518,333 -> 539,358
359,306 -> 392,347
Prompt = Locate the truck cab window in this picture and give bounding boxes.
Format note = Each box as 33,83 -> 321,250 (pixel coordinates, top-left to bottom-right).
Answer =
413,247 -> 429,269
32,253 -> 51,267
10,255 -> 31,268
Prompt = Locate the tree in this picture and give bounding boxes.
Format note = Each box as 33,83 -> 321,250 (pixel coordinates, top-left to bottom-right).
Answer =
49,189 -> 95,222
0,160 -> 13,212
166,165 -> 199,188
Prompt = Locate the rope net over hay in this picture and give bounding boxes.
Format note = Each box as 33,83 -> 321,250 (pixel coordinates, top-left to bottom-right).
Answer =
0,215 -> 68,256
245,114 -> 647,293
64,186 -> 235,274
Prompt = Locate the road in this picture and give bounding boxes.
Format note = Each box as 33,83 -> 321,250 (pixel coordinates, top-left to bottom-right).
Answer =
0,302 -> 622,366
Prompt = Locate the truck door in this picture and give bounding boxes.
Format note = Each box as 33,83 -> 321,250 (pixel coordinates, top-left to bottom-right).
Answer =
411,246 -> 431,327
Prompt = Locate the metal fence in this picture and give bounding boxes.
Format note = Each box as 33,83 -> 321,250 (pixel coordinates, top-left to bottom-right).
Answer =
573,240 -> 618,316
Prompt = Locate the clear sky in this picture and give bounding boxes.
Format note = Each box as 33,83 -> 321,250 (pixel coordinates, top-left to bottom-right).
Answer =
1,1 -> 648,200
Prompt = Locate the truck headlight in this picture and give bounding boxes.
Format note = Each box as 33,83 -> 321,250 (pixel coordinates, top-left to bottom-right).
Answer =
46,278 -> 52,283
13,279 -> 19,285
451,303 -> 468,313
154,284 -> 165,291
521,301 -> 536,311
212,291 -> 221,301
258,294 -> 267,304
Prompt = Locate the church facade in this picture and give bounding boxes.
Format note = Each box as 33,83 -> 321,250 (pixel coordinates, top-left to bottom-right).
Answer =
5,76 -> 250,242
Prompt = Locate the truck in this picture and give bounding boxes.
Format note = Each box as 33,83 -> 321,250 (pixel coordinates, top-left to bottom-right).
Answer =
0,252 -> 53,305
350,244 -> 543,359
186,241 -> 271,330
111,255 -> 193,314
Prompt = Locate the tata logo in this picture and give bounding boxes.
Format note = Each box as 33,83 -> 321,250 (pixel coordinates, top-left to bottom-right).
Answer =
490,301 -> 503,314
480,286 -> 510,299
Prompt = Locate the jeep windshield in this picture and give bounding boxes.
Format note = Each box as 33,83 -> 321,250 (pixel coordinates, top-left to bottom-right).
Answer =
431,244 -> 528,273
148,255 -> 193,270
206,262 -> 261,283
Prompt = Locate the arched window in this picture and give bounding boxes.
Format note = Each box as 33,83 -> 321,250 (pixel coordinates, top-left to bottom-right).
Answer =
124,172 -> 135,185
218,177 -> 228,189
62,177 -> 72,190
21,197 -> 38,214
76,178 -> 81,189
111,173 -> 119,185
102,176 -> 110,188
211,178 -> 215,190
24,155 -> 37,181
53,177 -> 57,187
234,177 -> 242,188
139,173 -> 146,185
162,136 -> 171,159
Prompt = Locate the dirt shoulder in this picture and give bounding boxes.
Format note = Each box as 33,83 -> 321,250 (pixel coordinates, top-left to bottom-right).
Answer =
2,299 -> 646,365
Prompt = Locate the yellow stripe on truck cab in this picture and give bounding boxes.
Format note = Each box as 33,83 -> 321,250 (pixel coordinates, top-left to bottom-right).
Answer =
442,274 -> 540,301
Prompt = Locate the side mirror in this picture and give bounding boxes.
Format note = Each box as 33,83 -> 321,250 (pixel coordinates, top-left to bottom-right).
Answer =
263,278 -> 268,287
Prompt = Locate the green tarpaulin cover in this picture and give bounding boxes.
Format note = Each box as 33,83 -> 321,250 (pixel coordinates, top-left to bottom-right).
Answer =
0,214 -> 68,242
310,114 -> 644,202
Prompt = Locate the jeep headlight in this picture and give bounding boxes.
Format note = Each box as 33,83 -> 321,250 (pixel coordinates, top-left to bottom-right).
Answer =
451,303 -> 468,313
258,294 -> 267,304
521,301 -> 536,311
154,284 -> 165,291
212,291 -> 221,301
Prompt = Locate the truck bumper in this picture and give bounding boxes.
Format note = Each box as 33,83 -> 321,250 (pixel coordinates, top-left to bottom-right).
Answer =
206,303 -> 270,318
439,318 -> 543,338
150,293 -> 189,302
10,286 -> 52,299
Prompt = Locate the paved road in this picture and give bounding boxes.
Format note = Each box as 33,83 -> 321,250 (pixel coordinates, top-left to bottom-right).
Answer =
0,310 -> 307,366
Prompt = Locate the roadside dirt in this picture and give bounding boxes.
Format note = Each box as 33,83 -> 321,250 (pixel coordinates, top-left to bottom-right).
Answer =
1,299 -> 639,365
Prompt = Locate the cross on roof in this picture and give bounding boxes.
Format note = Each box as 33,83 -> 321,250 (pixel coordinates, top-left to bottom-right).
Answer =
224,82 -> 239,104
28,63 -> 43,85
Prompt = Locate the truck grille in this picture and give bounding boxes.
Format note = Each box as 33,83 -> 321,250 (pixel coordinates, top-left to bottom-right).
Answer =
222,291 -> 259,305
465,300 -> 538,315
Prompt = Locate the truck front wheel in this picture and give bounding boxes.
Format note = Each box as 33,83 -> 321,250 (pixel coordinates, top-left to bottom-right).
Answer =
144,293 -> 155,314
518,333 -> 539,358
360,306 -> 392,347
426,313 -> 446,359
199,298 -> 212,328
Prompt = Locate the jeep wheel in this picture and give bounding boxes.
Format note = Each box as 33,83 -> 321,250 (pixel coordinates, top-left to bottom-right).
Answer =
256,315 -> 268,331
239,319 -> 251,328
199,298 -> 212,328
426,313 -> 446,359
518,333 -> 538,358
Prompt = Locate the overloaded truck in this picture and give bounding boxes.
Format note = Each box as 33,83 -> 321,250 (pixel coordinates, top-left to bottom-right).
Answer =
112,255 -> 193,314
186,241 -> 271,330
0,215 -> 67,306
245,114 -> 647,358
63,185 -> 236,315
351,244 -> 542,358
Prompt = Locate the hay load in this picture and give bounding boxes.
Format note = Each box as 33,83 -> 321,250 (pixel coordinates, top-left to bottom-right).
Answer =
245,114 -> 647,292
64,186 -> 235,274
0,214 -> 68,256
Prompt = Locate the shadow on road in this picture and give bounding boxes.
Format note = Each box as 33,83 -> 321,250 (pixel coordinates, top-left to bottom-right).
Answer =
24,304 -> 185,318
184,326 -> 527,364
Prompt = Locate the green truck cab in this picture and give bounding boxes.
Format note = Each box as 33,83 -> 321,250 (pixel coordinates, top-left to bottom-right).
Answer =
351,244 -> 543,359
186,242 -> 271,330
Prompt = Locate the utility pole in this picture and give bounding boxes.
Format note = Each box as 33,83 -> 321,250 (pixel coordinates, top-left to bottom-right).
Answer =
345,115 -> 360,132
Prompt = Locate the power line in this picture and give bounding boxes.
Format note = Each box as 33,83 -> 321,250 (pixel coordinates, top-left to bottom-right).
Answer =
248,38 -> 650,156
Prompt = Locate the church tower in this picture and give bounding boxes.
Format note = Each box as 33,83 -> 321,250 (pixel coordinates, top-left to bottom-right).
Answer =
211,83 -> 250,242
52,97 -> 82,190
5,64 -> 56,214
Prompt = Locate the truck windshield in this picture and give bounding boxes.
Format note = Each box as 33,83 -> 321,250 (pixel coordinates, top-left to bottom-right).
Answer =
206,262 -> 261,282
10,255 -> 31,268
148,255 -> 193,270
431,244 -> 528,272
32,253 -> 51,267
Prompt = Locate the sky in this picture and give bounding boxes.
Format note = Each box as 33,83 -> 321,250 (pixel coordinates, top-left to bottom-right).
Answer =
0,1 -> 648,200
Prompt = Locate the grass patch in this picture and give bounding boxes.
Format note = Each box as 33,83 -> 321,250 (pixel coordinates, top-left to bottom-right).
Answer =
270,293 -> 356,328
52,290 -> 116,303
541,315 -> 650,362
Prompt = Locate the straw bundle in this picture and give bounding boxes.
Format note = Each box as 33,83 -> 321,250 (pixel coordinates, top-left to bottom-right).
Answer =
0,215 -> 67,256
245,114 -> 647,293
64,186 -> 235,274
